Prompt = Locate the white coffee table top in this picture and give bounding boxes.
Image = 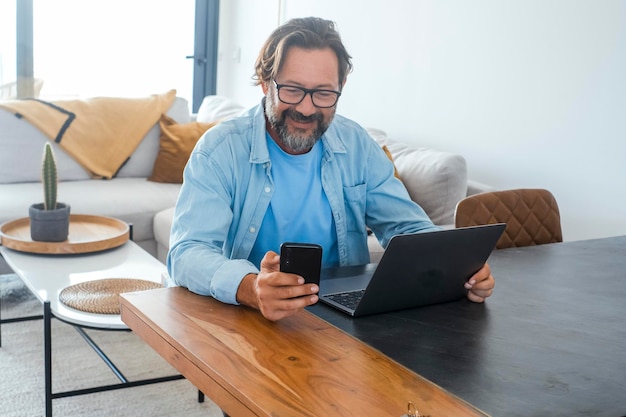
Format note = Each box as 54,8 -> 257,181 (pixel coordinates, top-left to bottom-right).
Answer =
0,241 -> 167,329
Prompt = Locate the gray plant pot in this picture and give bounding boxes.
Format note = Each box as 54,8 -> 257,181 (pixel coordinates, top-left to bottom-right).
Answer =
29,203 -> 71,242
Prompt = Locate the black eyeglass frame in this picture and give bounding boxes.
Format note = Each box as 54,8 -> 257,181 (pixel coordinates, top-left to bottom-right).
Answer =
272,79 -> 342,108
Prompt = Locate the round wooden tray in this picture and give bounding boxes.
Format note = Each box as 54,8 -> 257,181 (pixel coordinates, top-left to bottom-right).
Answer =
0,214 -> 130,254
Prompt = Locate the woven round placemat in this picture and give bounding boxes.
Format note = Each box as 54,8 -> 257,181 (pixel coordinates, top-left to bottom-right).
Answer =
59,278 -> 162,314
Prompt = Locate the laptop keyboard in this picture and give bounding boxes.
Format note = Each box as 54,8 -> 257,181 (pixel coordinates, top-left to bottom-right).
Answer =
325,289 -> 366,311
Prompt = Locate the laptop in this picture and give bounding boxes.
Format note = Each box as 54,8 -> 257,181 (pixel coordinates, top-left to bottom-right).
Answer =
318,223 -> 506,317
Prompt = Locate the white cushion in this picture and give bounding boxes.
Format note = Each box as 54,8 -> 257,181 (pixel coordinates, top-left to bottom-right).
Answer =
196,95 -> 245,123
0,108 -> 91,183
368,129 -> 468,225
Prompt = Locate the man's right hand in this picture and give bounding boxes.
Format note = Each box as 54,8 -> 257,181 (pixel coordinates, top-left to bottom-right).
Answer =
236,251 -> 319,321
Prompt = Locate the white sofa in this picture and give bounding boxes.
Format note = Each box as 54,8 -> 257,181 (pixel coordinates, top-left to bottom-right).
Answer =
0,94 -> 492,274
0,96 -> 191,273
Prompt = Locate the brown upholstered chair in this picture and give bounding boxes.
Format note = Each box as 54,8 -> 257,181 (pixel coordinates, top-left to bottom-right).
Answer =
454,188 -> 563,249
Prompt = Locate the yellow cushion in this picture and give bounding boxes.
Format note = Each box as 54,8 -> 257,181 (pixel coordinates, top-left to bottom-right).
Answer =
382,145 -> 401,180
148,114 -> 217,183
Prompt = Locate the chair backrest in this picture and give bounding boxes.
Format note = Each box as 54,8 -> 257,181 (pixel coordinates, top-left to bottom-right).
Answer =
454,188 -> 563,249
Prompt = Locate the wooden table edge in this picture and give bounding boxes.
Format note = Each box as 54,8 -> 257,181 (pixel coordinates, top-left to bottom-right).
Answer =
120,287 -> 490,417
120,295 -> 258,416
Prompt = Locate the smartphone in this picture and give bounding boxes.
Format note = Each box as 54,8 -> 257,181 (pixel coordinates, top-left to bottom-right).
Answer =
279,242 -> 323,285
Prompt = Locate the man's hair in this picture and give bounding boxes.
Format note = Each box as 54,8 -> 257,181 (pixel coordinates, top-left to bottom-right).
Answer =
253,17 -> 353,87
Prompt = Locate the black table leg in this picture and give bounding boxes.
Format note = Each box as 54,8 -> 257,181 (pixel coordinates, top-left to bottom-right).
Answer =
0,274 -> 44,348
44,300 -> 53,417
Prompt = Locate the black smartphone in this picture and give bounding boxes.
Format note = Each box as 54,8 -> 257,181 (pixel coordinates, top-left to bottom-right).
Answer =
279,242 -> 323,285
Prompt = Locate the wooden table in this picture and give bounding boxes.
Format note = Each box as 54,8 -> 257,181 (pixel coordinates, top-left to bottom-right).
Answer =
121,287 -> 488,417
121,236 -> 626,417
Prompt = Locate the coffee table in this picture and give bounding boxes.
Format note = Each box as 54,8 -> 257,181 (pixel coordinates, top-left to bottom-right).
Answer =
0,239 -> 184,417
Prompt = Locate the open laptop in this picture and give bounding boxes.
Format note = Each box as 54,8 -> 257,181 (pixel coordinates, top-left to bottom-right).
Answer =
318,223 -> 506,317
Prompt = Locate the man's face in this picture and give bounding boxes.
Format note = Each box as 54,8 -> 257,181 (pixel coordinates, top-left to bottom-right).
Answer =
263,47 -> 342,155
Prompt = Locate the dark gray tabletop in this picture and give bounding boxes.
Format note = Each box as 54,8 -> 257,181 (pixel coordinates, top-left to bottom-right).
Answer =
308,236 -> 626,417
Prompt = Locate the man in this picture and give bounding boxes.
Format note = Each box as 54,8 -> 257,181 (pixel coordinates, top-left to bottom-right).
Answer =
168,17 -> 494,322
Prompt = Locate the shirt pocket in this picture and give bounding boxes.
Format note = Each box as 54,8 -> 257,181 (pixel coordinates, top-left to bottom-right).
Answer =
343,183 -> 367,233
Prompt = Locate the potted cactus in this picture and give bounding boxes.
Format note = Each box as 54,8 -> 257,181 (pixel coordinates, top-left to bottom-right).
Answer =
29,143 -> 71,242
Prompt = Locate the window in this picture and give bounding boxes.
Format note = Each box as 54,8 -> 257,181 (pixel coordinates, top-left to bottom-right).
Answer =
0,1 -> 17,97
0,0 -> 218,112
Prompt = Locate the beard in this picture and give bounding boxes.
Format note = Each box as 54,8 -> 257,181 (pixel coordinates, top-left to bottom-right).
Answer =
265,94 -> 333,154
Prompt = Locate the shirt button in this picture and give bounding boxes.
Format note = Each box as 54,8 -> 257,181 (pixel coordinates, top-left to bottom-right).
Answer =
249,227 -> 256,233
264,187 -> 271,193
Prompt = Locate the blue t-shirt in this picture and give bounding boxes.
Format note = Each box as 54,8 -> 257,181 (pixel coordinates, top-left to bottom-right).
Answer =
248,133 -> 339,268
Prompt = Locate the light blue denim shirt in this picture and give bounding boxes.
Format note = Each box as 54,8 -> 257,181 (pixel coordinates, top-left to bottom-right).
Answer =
167,101 -> 438,304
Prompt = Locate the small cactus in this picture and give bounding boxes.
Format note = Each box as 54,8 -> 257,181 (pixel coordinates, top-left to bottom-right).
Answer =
41,143 -> 58,210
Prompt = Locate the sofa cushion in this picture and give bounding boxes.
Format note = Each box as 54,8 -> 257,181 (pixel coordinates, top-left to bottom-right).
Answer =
196,95 -> 245,123
0,96 -> 190,184
0,108 -> 91,183
394,145 -> 467,225
0,90 -> 178,179
116,96 -> 191,178
367,128 -> 468,225
148,115 -> 217,184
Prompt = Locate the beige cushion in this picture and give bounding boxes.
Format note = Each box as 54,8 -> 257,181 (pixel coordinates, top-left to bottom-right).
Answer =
368,128 -> 468,225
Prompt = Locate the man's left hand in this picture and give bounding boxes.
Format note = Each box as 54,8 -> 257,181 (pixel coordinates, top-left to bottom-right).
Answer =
465,262 -> 494,302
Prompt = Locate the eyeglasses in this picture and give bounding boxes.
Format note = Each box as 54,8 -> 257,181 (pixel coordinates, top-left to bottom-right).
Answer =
273,79 -> 342,108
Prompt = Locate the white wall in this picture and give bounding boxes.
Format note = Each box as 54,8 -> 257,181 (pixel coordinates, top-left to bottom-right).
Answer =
216,1 -> 278,105
216,0 -> 626,242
